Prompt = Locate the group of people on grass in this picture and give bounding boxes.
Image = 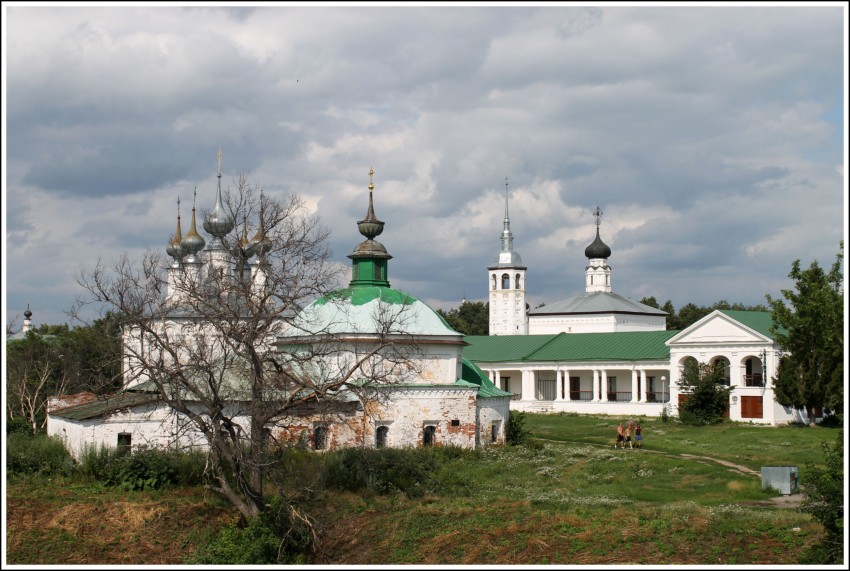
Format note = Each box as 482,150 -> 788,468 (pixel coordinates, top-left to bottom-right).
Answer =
615,421 -> 642,449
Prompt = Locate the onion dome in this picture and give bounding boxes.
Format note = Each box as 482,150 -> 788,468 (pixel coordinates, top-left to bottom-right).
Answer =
584,206 -> 611,259
348,167 -> 392,287
166,197 -> 184,261
24,305 -> 32,320
239,215 -> 256,259
181,188 -> 206,261
250,191 -> 273,258
203,148 -> 236,247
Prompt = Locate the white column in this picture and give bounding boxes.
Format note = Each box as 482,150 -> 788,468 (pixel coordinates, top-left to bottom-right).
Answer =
600,369 -> 609,402
640,370 -> 648,402
521,369 -> 534,401
555,369 -> 564,401
592,370 -> 600,402
631,369 -> 639,403
563,369 -> 571,402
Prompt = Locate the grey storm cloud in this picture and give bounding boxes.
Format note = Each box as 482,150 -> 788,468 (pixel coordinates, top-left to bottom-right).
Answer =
3,3 -> 846,328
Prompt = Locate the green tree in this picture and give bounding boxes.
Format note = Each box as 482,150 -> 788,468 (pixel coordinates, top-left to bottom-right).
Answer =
677,360 -> 734,425
800,431 -> 844,564
766,242 -> 844,425
437,300 -> 489,336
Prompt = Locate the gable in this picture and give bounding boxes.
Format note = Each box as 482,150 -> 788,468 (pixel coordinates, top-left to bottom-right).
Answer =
668,311 -> 772,346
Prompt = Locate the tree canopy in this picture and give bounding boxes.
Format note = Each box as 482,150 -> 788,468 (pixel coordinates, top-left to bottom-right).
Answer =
437,300 -> 488,336
766,242 -> 844,425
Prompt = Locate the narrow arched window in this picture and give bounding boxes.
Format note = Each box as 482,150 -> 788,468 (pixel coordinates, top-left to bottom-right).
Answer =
313,426 -> 327,450
376,425 -> 389,449
501,273 -> 510,289
515,274 -> 521,289
491,274 -> 497,290
423,425 -> 436,446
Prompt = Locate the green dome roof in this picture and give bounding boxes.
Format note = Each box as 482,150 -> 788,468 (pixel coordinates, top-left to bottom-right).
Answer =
283,285 -> 462,338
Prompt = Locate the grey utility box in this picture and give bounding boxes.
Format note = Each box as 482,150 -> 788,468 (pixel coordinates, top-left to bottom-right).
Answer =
760,466 -> 799,495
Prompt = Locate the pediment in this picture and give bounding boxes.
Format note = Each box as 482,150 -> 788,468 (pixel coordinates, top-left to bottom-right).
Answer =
668,311 -> 770,346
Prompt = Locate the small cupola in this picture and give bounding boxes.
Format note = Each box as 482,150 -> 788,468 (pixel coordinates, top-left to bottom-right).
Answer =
348,167 -> 392,287
584,206 -> 611,260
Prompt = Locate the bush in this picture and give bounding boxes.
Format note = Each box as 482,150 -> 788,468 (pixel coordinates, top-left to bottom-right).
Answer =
506,410 -> 531,445
800,431 -> 844,564
678,361 -> 733,425
79,444 -> 208,490
6,432 -> 77,477
190,496 -> 313,564
6,415 -> 35,435
322,446 -> 445,498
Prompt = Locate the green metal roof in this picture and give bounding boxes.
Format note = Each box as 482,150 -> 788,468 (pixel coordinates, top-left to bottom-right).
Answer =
459,357 -> 512,398
462,334 -> 558,362
50,391 -> 160,420
464,330 -> 678,363
717,310 -> 785,339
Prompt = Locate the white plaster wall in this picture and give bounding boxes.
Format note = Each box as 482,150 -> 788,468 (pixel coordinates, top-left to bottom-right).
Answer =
528,314 -> 665,335
370,387 -> 480,448
477,397 -> 511,445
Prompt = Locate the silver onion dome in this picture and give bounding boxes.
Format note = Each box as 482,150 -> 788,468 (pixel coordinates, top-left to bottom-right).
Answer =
203,149 -> 235,245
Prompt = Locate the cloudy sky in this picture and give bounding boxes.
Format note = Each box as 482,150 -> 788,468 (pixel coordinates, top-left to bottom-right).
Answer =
3,2 -> 847,330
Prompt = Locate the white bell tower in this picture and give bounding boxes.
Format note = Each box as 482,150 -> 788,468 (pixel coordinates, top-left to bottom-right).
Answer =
488,177 -> 527,335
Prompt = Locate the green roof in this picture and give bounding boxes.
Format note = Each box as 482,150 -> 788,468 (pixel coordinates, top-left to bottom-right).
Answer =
717,310 -> 785,339
462,335 -> 558,362
464,330 -> 678,363
50,391 -> 160,420
459,357 -> 512,398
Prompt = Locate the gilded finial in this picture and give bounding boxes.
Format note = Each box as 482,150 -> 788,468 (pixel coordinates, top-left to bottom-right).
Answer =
369,166 -> 375,193
217,147 -> 223,178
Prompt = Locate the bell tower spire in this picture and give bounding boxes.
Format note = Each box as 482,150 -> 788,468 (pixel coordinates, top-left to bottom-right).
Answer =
488,176 -> 527,335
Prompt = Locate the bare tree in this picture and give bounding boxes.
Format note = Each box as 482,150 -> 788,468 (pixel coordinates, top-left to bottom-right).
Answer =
6,334 -> 70,432
71,176 -> 421,522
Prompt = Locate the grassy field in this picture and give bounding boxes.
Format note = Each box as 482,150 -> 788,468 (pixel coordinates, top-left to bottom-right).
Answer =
5,413 -> 842,565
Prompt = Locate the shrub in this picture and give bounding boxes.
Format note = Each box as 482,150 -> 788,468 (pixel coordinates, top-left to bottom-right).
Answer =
678,361 -> 733,425
6,432 -> 76,477
6,415 -> 35,436
79,444 -> 208,490
321,447 -> 443,498
506,410 -> 532,445
800,431 -> 843,564
190,496 -> 313,564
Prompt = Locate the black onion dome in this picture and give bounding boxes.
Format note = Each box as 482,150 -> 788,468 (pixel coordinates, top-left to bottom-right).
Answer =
584,228 -> 611,259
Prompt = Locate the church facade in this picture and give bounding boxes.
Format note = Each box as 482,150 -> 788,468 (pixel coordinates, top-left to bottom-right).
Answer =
467,189 -> 814,426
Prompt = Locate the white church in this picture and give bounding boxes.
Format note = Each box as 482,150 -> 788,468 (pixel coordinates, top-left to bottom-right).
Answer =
46,163 -> 511,459
466,182 -> 814,425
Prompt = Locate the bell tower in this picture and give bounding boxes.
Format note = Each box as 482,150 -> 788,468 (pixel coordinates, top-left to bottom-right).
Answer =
488,177 -> 527,335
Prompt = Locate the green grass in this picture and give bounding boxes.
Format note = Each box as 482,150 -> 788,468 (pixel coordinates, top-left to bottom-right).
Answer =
6,413 -> 841,565
524,412 -> 839,481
